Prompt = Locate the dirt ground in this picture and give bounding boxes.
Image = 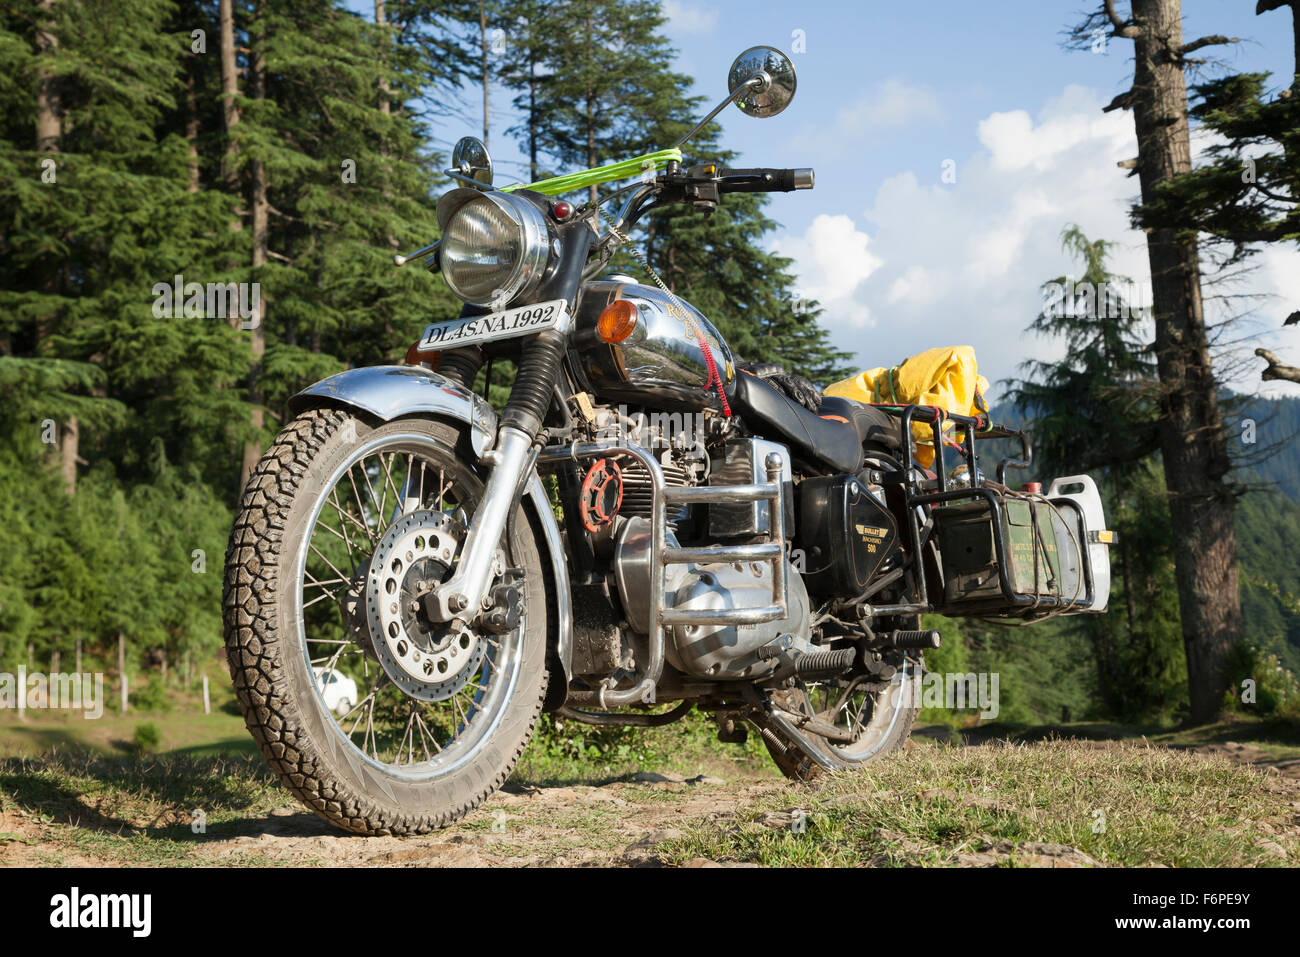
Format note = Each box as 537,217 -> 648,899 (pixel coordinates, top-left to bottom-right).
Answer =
2,735 -> 1297,868
0,769 -> 777,868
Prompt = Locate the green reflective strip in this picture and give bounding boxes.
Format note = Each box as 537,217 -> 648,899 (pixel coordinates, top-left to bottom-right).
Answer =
500,148 -> 683,197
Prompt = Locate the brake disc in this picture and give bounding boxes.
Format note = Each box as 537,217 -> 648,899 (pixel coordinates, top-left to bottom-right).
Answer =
364,509 -> 489,702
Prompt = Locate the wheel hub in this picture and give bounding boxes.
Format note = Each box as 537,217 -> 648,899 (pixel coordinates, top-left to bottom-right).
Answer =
365,510 -> 486,702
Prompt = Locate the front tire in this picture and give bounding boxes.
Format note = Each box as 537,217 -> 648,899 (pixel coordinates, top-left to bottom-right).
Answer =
223,409 -> 548,835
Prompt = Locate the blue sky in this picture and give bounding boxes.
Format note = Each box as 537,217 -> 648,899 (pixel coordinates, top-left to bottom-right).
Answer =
363,0 -> 1300,398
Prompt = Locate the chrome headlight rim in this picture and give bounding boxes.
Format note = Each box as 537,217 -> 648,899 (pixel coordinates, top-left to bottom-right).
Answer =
435,187 -> 553,307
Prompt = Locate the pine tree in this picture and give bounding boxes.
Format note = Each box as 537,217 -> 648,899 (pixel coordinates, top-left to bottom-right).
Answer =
490,0 -> 850,383
1008,225 -> 1186,720
1133,1 -> 1300,384
1067,1 -> 1242,722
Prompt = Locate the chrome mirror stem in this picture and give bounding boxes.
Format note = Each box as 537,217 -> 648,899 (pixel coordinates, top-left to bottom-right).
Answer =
672,76 -> 761,149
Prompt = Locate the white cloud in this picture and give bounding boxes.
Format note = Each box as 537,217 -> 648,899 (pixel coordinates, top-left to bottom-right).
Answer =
835,79 -> 943,134
887,265 -> 936,305
660,0 -> 718,36
772,83 -> 1300,399
799,80 -> 943,157
775,85 -> 1155,396
771,213 -> 883,329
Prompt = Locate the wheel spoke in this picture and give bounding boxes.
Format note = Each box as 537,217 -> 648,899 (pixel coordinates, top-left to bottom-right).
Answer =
358,457 -> 386,535
346,468 -> 378,545
381,452 -> 405,521
296,435 -> 523,777
308,543 -> 352,599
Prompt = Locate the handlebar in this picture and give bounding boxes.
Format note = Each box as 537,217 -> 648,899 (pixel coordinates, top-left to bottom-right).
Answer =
716,167 -> 814,193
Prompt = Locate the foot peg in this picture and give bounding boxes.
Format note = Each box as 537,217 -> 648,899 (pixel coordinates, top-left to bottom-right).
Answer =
716,717 -> 749,744
886,629 -> 941,649
794,648 -> 857,679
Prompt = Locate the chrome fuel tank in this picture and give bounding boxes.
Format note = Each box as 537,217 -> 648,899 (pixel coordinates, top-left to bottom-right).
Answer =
571,279 -> 734,412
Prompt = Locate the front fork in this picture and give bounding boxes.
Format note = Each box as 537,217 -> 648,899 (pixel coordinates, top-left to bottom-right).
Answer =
422,424 -> 536,624
424,314 -> 573,629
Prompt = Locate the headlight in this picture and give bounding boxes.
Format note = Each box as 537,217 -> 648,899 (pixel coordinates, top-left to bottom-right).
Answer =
436,188 -> 553,307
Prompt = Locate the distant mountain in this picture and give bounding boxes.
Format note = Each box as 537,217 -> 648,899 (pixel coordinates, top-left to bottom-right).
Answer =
983,394 -> 1300,504
1230,394 -> 1300,503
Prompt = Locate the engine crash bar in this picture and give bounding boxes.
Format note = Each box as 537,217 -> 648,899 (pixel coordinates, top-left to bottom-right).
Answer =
659,453 -> 787,628
537,442 -> 789,707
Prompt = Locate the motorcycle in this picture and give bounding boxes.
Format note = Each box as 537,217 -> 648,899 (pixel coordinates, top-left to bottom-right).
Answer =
222,46 -> 1114,835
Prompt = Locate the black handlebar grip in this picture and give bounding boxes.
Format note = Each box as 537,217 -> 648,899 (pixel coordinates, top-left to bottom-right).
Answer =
717,167 -> 814,192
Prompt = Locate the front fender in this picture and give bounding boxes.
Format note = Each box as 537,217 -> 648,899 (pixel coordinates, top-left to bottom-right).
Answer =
288,364 -> 573,697
290,365 -> 498,456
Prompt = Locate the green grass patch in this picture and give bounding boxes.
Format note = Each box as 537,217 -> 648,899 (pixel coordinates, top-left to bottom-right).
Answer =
659,738 -> 1299,868
0,752 -> 289,866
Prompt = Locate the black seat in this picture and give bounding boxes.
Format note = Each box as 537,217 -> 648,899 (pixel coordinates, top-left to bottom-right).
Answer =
817,396 -> 902,453
728,371 -> 865,473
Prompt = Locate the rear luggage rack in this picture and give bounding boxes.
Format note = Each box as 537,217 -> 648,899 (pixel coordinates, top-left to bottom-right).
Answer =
869,405 -> 1099,620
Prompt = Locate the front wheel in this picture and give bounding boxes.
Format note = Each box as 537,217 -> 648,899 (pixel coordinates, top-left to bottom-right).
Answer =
223,409 -> 548,835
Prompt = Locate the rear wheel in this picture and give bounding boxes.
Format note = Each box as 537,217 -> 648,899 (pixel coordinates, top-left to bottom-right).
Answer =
759,652 -> 921,782
223,409 -> 548,835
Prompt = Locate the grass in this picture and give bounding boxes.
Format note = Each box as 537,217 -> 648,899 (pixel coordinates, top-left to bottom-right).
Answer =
0,752 -> 293,866
658,738 -> 1300,867
917,713 -> 1300,757
3,695 -> 1298,867
0,710 -> 254,759
512,711 -> 774,786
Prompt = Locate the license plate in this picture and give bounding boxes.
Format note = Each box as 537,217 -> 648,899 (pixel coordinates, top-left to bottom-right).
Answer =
419,299 -> 567,350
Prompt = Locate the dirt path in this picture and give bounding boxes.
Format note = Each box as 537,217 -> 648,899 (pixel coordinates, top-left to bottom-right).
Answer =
0,769 -> 779,867
203,773 -> 779,867
3,736 -> 1298,868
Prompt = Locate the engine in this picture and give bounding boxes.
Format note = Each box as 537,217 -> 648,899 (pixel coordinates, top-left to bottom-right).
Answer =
574,405 -> 816,682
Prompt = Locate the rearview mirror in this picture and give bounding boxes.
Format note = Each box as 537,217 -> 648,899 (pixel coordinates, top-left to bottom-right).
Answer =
727,46 -> 797,118
450,136 -> 493,188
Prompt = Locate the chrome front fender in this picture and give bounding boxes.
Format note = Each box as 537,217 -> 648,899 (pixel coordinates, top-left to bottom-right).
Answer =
288,364 -> 573,697
290,365 -> 498,456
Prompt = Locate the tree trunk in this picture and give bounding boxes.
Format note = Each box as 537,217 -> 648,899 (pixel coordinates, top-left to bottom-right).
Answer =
118,632 -> 127,714
1128,0 -> 1240,722
219,0 -> 241,195
241,9 -> 268,487
58,416 -> 78,496
185,69 -> 201,193
1258,1 -> 1300,92
479,4 -> 490,146
376,0 -> 391,116
587,91 -> 597,204
529,72 -> 538,181
35,1 -> 59,154
36,0 -> 77,495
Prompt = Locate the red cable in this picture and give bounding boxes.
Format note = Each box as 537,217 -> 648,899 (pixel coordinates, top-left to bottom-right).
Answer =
690,323 -> 731,417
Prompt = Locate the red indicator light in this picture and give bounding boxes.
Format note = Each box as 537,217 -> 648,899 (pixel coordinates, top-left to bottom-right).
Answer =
552,200 -> 572,221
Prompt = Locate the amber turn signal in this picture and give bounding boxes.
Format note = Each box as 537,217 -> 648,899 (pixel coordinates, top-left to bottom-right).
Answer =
596,299 -> 638,344
404,341 -> 441,369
